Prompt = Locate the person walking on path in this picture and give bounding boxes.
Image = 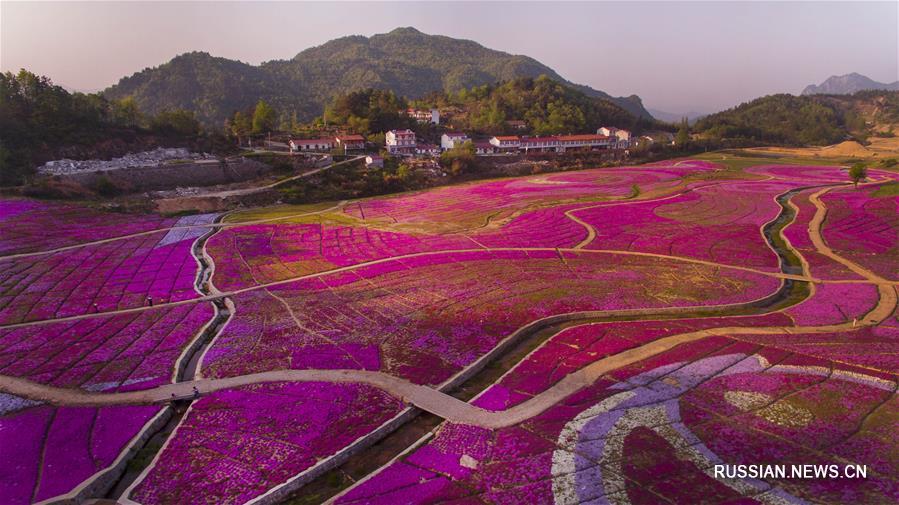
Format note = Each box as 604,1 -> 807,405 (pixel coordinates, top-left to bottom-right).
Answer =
147,296 -> 153,307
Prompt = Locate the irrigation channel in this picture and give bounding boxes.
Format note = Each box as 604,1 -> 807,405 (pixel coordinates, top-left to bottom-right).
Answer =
105,185 -> 816,504
106,214 -> 233,499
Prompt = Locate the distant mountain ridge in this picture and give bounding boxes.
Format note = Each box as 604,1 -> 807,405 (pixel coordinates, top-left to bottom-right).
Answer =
646,108 -> 706,124
802,72 -> 899,95
104,27 -> 652,126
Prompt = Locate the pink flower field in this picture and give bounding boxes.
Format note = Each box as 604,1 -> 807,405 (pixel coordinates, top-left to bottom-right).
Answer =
0,303 -> 214,504
577,181 -> 793,271
0,198 -> 177,255
2,160 -> 896,505
820,184 -> 898,281
0,215 -> 215,324
336,338 -> 897,504
127,382 -> 405,505
200,251 -> 781,383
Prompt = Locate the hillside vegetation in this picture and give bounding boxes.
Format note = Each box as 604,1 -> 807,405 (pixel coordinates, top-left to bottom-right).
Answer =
104,27 -> 651,126
417,76 -> 651,135
693,91 -> 899,146
0,70 -> 228,186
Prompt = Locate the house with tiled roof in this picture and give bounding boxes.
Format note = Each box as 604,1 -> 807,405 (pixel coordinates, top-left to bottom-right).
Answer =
489,135 -> 521,151
289,138 -> 336,152
386,129 -> 416,154
335,134 -> 365,151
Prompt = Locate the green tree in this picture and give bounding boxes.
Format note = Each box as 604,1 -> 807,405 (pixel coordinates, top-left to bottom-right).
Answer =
440,140 -> 477,175
848,162 -> 868,188
230,111 -> 252,145
396,163 -> 413,180
675,118 -> 690,148
251,100 -> 277,134
151,109 -> 200,136
111,96 -> 142,127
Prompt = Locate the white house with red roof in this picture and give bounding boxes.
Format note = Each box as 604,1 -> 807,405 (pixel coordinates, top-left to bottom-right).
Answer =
289,138 -> 336,152
555,134 -> 613,152
520,136 -> 561,153
335,134 -> 366,152
489,135 -> 521,151
386,129 -> 416,154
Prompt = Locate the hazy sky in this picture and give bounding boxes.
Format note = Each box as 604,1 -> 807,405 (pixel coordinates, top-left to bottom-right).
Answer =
2,1 -> 897,114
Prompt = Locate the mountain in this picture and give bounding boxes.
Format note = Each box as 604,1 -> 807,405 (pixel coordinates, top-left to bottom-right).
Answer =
646,108 -> 706,124
802,73 -> 899,95
104,27 -> 652,126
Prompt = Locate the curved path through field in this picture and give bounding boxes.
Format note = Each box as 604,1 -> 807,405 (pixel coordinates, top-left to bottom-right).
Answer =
2,186 -> 895,429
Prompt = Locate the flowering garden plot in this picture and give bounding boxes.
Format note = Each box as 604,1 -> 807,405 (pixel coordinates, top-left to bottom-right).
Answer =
740,321 -> 899,372
820,185 -> 898,281
125,382 -> 404,505
336,338 -> 898,505
576,181 -> 791,272
473,314 -> 793,412
0,227 -> 207,324
784,282 -> 879,325
2,403 -> 163,504
206,207 -> 592,291
0,198 -> 176,256
745,164 -> 851,183
782,189 -> 865,280
0,303 -> 213,504
0,304 -> 213,388
206,223 -> 476,291
201,251 -> 781,384
343,164 -> 715,233
469,204 -> 588,249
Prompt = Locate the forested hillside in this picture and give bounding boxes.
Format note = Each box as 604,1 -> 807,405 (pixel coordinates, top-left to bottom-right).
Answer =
692,92 -> 899,145
104,27 -> 651,126
0,70 -> 220,186
320,76 -> 652,136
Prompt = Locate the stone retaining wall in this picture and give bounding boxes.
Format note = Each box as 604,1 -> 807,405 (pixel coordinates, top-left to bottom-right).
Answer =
54,159 -> 272,192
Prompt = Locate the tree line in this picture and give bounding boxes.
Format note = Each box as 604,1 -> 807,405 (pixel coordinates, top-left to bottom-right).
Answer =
0,70 -> 205,186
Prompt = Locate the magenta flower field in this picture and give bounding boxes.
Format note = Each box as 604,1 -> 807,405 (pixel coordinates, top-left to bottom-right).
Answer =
0,159 -> 896,505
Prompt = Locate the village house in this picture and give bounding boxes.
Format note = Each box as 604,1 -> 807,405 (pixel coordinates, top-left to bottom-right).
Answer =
520,136 -> 561,153
489,135 -> 522,151
406,108 -> 440,125
598,127 -> 632,148
505,120 -> 527,130
555,134 -> 614,152
365,155 -> 384,169
473,141 -> 497,155
289,138 -> 336,152
440,132 -> 470,150
386,129 -> 417,154
335,134 -> 366,152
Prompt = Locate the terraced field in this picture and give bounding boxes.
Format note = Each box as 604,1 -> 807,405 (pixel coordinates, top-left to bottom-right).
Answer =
0,159 -> 896,505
